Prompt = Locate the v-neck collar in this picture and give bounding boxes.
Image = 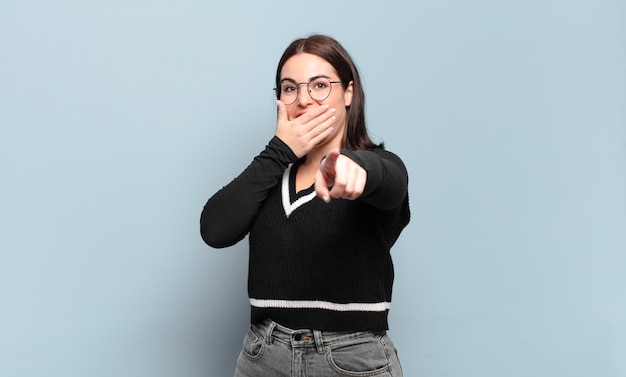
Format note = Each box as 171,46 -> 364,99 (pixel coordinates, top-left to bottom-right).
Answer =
281,160 -> 316,218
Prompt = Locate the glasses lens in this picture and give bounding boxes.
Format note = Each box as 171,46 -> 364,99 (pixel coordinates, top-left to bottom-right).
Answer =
308,78 -> 332,101
280,81 -> 298,105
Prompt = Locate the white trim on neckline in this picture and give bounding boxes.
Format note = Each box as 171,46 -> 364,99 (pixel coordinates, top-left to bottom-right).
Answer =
282,163 -> 316,217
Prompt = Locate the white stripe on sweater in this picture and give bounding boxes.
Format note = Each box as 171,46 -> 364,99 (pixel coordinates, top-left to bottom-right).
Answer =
250,298 -> 391,312
282,163 -> 316,217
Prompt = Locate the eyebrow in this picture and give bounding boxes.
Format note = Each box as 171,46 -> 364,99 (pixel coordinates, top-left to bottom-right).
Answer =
280,74 -> 333,83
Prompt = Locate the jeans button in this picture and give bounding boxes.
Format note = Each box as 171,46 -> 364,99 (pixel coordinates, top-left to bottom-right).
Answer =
294,334 -> 301,341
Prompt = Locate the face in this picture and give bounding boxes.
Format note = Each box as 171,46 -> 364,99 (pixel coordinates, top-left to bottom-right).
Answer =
280,53 -> 353,144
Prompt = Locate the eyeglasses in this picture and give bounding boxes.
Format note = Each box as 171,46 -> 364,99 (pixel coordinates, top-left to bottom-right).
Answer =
275,76 -> 342,105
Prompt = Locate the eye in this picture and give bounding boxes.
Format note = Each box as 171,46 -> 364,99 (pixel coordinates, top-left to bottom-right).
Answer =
282,83 -> 297,93
311,79 -> 329,90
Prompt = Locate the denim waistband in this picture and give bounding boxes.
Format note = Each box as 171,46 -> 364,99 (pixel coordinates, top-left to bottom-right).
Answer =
253,319 -> 384,355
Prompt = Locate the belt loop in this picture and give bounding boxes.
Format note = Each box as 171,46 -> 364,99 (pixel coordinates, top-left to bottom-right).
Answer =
313,330 -> 325,354
266,321 -> 277,344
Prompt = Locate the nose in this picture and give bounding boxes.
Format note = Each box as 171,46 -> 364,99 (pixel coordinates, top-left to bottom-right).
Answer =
296,83 -> 314,106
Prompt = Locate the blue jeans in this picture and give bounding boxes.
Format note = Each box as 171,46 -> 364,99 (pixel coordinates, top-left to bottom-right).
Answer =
234,319 -> 403,377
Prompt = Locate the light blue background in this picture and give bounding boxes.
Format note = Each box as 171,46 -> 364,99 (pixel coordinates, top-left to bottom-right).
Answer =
1,0 -> 625,376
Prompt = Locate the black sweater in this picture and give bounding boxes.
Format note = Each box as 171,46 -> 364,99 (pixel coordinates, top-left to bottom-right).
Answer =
200,136 -> 410,331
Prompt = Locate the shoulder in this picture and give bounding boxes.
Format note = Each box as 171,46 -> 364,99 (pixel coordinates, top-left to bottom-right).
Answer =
357,146 -> 408,174
369,145 -> 405,162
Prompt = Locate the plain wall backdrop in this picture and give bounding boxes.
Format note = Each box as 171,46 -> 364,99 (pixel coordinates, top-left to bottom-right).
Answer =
1,0 -> 625,376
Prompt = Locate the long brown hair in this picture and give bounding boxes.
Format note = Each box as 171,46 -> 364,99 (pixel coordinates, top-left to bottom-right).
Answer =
275,35 -> 376,151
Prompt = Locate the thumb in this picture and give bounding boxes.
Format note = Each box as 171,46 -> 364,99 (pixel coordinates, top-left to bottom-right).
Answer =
322,149 -> 340,175
276,100 -> 288,123
315,148 -> 340,203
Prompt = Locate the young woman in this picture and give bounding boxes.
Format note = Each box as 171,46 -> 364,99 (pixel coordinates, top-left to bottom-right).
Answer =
201,34 -> 410,377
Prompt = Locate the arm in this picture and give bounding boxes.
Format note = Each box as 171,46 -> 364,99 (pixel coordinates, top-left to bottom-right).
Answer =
200,137 -> 297,248
201,101 -> 336,248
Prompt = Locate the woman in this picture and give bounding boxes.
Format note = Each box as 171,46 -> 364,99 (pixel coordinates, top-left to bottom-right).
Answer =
201,35 -> 410,377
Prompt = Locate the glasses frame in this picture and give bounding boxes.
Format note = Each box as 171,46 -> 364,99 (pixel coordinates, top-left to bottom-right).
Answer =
274,76 -> 342,105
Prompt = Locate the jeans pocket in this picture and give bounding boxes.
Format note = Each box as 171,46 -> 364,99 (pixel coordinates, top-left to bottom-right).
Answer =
325,333 -> 391,376
241,326 -> 264,360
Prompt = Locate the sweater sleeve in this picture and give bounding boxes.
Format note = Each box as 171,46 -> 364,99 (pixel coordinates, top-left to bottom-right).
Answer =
200,137 -> 298,248
340,147 -> 409,210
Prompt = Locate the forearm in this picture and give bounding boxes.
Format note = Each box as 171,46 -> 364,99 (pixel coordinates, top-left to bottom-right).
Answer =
200,137 -> 297,248
340,148 -> 409,210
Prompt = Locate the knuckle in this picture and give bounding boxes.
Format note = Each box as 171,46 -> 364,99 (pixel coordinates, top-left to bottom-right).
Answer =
334,178 -> 347,188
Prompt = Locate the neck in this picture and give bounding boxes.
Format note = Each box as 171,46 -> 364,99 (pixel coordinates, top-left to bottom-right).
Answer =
304,140 -> 343,166
304,150 -> 327,166
304,130 -> 344,166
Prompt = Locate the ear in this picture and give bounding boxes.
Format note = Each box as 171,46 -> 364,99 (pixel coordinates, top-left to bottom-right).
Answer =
344,80 -> 354,107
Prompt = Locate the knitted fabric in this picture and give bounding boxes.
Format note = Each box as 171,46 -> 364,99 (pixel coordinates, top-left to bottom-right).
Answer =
201,137 -> 409,331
